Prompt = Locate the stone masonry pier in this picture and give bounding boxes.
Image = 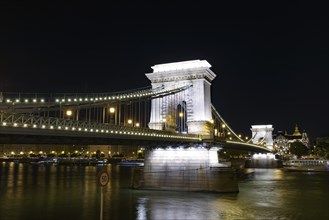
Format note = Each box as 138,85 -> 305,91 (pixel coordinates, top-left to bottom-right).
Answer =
132,145 -> 239,193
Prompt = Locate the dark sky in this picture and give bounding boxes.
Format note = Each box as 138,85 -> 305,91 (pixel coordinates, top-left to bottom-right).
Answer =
0,0 -> 328,140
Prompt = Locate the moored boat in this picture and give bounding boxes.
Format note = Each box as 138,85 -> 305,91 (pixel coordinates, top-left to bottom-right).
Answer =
117,158 -> 144,166
30,158 -> 58,166
283,159 -> 329,172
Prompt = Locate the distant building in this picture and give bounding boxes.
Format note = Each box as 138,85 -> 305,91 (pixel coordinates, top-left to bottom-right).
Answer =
273,125 -> 309,155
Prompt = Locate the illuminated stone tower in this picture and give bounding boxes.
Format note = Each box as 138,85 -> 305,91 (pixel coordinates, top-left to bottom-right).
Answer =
251,125 -> 274,150
145,60 -> 216,137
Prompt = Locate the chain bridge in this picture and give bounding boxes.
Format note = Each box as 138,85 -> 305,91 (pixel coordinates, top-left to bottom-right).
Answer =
0,60 -> 269,153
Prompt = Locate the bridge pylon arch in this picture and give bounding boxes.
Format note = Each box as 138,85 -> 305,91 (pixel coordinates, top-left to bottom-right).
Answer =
250,125 -> 274,150
145,60 -> 216,137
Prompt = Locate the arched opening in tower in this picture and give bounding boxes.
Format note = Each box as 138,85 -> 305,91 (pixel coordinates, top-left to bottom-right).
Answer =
176,101 -> 187,133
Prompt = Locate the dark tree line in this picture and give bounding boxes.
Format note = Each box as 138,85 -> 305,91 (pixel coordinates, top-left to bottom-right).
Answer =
314,140 -> 329,159
289,141 -> 310,158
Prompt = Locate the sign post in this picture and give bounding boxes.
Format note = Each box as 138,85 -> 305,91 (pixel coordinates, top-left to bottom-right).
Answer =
98,170 -> 109,220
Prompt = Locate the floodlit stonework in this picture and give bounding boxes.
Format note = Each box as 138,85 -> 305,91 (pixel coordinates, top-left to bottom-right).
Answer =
251,125 -> 274,150
146,60 -> 216,137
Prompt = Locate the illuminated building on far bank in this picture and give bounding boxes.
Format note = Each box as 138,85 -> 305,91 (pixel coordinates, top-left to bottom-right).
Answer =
272,125 -> 310,155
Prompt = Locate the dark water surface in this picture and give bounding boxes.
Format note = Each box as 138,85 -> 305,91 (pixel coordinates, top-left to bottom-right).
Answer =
1,163 -> 328,220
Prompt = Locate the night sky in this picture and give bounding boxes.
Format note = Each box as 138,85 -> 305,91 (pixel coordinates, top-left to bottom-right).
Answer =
1,1 -> 328,140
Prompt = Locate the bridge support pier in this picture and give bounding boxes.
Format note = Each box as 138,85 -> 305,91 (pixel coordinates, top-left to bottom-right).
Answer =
132,145 -> 239,193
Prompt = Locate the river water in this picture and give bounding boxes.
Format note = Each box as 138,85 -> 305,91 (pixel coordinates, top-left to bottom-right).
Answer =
0,162 -> 328,220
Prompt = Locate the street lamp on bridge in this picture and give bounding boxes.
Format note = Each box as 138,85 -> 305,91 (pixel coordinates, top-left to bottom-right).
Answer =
220,124 -> 226,138
66,110 -> 72,120
109,107 -> 116,125
109,107 -> 115,113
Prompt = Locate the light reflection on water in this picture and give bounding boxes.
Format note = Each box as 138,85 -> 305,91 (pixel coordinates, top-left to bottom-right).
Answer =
0,163 -> 328,220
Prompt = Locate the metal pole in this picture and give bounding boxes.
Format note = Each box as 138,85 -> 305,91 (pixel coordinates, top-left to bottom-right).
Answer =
118,103 -> 121,125
100,187 -> 103,220
60,103 -> 62,119
76,108 -> 79,121
115,104 -> 117,125
102,107 -> 105,124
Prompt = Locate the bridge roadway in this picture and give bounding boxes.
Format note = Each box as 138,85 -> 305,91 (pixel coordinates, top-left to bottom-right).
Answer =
0,112 -> 199,144
0,112 -> 270,153
0,84 -> 271,153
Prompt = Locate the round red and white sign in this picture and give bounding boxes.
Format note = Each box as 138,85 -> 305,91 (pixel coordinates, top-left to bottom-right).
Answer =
98,170 -> 109,187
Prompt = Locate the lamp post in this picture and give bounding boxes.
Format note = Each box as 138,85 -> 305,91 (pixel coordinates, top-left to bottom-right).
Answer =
109,107 -> 115,125
221,124 -> 226,137
210,119 -> 214,138
66,110 -> 72,120
179,112 -> 183,133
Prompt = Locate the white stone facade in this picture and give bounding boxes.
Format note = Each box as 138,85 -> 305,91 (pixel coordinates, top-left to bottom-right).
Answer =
145,60 -> 216,137
250,125 -> 274,150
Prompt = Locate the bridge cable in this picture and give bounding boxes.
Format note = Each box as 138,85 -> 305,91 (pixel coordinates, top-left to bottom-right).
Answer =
211,104 -> 244,142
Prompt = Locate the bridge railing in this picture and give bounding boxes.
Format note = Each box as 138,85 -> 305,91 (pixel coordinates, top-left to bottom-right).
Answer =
225,140 -> 271,152
0,112 -> 200,141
